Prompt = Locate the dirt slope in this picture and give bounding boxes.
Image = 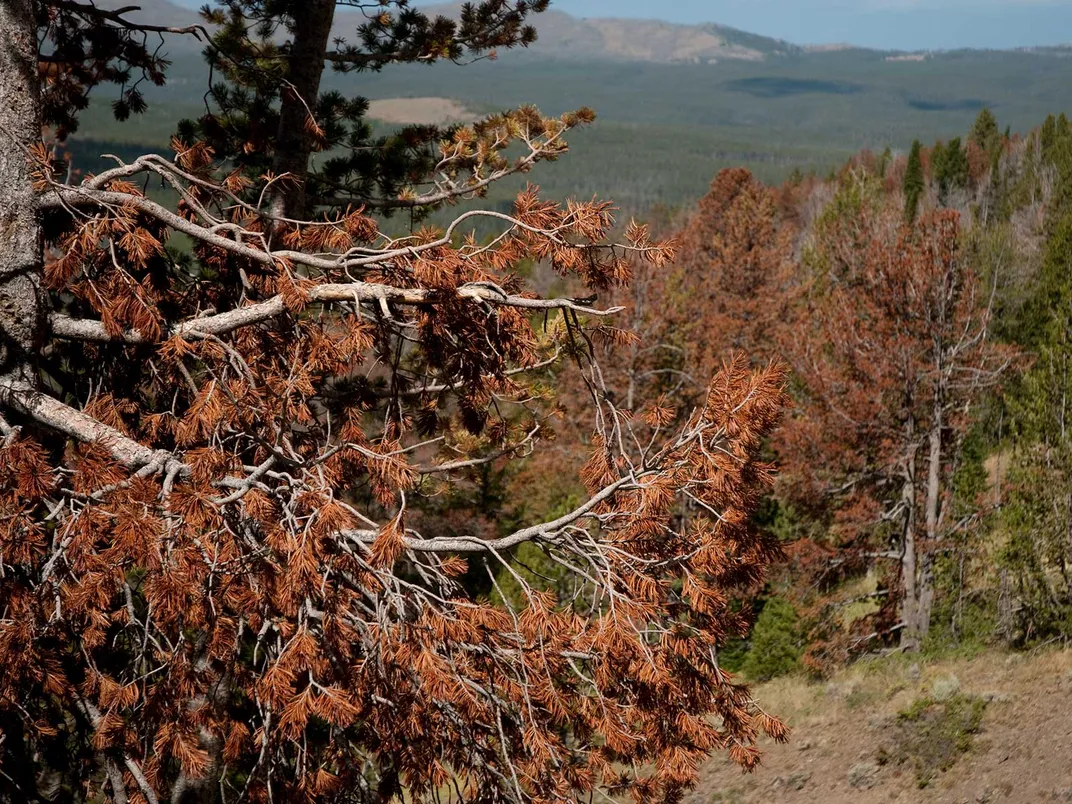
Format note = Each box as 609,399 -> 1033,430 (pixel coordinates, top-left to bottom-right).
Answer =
690,648 -> 1072,804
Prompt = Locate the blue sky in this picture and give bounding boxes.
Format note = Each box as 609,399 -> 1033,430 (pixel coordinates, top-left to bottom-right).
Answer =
167,1 -> 1072,51
552,0 -> 1072,50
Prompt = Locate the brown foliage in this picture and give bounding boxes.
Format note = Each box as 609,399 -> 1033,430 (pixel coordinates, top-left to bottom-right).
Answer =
0,126 -> 792,804
781,191 -> 1014,657
671,168 -> 795,377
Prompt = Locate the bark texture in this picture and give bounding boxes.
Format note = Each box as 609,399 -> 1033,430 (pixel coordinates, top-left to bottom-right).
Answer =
0,0 -> 46,386
270,0 -> 336,222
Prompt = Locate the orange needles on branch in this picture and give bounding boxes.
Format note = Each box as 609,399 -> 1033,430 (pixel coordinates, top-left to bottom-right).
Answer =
0,3 -> 790,799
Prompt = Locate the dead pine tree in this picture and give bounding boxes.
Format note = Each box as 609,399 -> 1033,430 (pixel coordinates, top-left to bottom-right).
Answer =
0,2 -> 791,801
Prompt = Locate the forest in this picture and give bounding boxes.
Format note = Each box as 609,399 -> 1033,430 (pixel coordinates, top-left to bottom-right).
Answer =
4,0 -> 1072,802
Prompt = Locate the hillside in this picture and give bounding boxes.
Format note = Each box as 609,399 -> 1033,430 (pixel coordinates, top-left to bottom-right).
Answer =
439,10 -> 796,64
692,648 -> 1072,803
19,3 -> 1072,799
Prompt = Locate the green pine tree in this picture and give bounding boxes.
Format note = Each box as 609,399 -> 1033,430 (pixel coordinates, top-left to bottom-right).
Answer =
741,596 -> 803,682
904,139 -> 925,222
1041,114 -> 1058,158
935,137 -> 969,204
879,146 -> 893,178
931,139 -> 948,198
1000,209 -> 1072,642
970,108 -> 1001,154
180,0 -> 554,221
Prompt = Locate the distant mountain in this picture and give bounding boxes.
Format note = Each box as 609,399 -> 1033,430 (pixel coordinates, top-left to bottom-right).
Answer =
102,0 -> 800,64
511,13 -> 798,63
99,1 -> 1072,66
72,0 -> 1072,216
420,6 -> 798,64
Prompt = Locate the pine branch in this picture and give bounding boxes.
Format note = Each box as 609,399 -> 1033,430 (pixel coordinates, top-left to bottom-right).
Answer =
49,283 -> 622,344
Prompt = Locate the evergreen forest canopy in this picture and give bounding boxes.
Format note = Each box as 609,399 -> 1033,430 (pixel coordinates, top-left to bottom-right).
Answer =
3,1 -> 1072,802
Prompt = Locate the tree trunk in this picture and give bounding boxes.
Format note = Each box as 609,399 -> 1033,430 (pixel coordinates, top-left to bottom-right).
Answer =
911,396 -> 944,646
270,0 -> 336,223
996,568 -> 1014,645
900,466 -> 922,651
915,552 -> 935,646
925,405 -> 942,544
0,3 -> 45,797
1066,492 -> 1072,598
899,407 -> 933,653
0,0 -> 47,386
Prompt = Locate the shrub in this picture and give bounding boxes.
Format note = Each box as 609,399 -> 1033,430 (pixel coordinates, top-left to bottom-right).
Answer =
878,694 -> 987,787
741,596 -> 803,681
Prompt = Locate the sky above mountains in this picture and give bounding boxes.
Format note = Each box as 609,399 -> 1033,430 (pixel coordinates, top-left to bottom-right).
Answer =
554,0 -> 1072,50
164,1 -> 1072,51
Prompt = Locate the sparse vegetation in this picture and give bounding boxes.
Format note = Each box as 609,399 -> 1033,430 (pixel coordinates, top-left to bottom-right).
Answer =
878,693 -> 987,787
687,647 -> 1072,803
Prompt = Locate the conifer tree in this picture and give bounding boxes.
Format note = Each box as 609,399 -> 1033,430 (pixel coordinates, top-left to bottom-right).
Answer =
971,108 -> 1001,156
186,0 -> 554,221
1041,114 -> 1059,158
1000,215 -> 1072,641
740,596 -> 802,682
1000,124 -> 1072,641
784,196 -> 1012,651
904,139 -> 925,221
670,168 -> 795,377
934,138 -> 969,205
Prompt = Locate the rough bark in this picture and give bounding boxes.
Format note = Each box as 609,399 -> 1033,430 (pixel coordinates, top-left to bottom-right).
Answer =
901,386 -> 945,652
270,0 -> 336,223
0,0 -> 47,386
0,5 -> 47,797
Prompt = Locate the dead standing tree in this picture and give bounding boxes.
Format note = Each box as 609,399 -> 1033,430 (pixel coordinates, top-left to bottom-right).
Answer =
785,201 -> 1013,653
